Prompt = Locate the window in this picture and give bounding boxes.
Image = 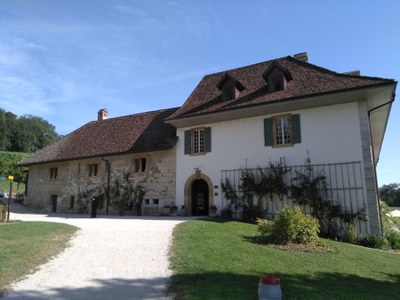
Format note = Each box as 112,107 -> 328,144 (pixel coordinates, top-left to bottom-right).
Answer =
88,163 -> 98,177
262,62 -> 292,93
193,129 -> 205,154
184,127 -> 211,155
134,158 -> 147,172
271,76 -> 284,92
145,199 -> 150,205
49,167 -> 58,179
153,199 -> 159,205
216,73 -> 245,101
264,114 -> 301,147
274,116 -> 291,145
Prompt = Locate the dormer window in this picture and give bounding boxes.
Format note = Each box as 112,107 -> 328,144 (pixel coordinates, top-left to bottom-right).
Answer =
262,62 -> 292,93
216,73 -> 245,101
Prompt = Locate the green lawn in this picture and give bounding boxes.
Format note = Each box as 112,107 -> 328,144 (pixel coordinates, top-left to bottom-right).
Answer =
169,219 -> 400,300
0,181 -> 25,195
0,221 -> 78,295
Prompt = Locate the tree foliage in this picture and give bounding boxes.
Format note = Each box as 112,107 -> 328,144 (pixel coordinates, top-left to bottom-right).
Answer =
0,152 -> 28,183
379,183 -> 400,207
0,108 -> 59,153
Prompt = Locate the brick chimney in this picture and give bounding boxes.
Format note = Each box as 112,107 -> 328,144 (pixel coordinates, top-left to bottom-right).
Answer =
343,70 -> 360,76
293,52 -> 308,62
98,108 -> 108,121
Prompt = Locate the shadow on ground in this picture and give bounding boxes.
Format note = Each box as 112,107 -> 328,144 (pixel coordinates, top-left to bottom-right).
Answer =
169,271 -> 400,300
9,200 -> 198,221
3,277 -> 171,299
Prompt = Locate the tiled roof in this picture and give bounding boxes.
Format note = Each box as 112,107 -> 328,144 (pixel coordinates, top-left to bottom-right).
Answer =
19,107 -> 179,166
168,55 -> 395,120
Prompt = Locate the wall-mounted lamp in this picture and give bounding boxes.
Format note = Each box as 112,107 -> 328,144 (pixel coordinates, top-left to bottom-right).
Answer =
193,167 -> 201,176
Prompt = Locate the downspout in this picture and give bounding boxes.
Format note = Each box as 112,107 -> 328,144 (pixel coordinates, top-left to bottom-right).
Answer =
367,97 -> 395,236
101,156 -> 111,215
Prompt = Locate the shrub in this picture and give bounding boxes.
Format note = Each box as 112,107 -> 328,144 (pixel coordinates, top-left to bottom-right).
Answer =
343,223 -> 357,244
385,231 -> 400,250
220,208 -> 233,220
257,206 -> 320,245
256,218 -> 274,236
356,235 -> 388,249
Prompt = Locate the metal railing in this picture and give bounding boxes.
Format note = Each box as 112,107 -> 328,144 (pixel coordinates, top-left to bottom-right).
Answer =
220,161 -> 369,234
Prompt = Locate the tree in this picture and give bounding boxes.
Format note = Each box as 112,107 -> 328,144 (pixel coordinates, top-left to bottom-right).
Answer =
0,107 -> 59,153
379,183 -> 400,207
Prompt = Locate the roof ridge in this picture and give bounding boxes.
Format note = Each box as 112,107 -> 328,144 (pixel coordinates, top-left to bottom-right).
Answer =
96,106 -> 180,123
287,56 -> 395,82
203,55 -> 289,78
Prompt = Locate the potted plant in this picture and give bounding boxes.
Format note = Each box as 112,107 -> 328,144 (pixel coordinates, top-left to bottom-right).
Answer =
170,205 -> 178,216
209,205 -> 217,217
161,204 -> 171,216
180,205 -> 186,216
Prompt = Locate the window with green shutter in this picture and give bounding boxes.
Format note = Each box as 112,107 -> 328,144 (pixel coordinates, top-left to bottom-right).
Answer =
264,114 -> 301,147
184,127 -> 211,155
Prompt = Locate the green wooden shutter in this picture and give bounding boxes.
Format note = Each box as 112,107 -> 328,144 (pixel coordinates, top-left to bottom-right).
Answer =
264,118 -> 273,146
291,114 -> 301,144
205,127 -> 211,153
184,130 -> 191,155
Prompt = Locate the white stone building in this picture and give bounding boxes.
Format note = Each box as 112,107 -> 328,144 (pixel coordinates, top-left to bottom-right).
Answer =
20,53 -> 397,235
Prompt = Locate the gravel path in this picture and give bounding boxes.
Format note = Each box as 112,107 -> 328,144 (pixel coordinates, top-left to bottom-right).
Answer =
4,202 -> 187,299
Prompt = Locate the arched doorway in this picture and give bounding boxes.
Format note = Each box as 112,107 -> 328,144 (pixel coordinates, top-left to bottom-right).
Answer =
191,179 -> 209,216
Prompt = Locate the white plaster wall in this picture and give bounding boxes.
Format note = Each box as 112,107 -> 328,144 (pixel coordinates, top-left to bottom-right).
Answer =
175,101 -> 364,209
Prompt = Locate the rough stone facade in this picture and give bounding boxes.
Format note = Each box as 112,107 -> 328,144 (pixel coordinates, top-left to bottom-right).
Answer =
25,147 -> 176,216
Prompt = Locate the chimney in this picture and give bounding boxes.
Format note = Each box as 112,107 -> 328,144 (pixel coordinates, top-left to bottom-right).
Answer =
293,52 -> 308,62
98,108 -> 108,121
343,70 -> 360,76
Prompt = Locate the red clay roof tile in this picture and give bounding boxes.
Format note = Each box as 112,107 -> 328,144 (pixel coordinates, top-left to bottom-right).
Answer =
19,107 -> 179,166
168,56 -> 394,120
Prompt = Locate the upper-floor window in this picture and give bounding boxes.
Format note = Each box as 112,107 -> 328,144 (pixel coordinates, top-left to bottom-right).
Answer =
216,73 -> 245,101
184,127 -> 211,155
264,114 -> 301,147
273,115 -> 292,145
193,128 -> 205,154
49,167 -> 58,179
88,163 -> 98,177
262,62 -> 292,93
134,158 -> 147,172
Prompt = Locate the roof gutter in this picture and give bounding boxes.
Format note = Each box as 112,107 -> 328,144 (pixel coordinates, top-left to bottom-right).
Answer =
367,87 -> 396,237
101,156 -> 111,215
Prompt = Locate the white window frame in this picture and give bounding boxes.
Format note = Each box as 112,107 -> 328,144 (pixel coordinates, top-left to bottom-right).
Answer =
192,128 -> 205,155
273,115 -> 292,146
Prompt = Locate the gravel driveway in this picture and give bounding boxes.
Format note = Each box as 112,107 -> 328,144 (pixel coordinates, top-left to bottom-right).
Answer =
4,202 -> 187,299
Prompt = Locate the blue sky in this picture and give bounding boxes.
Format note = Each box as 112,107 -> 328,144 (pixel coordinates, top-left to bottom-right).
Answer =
0,0 -> 399,186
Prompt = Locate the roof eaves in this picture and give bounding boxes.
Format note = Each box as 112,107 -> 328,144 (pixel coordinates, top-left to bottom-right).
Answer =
169,80 -> 397,121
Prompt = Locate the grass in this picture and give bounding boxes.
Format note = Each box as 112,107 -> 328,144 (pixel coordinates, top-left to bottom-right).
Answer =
169,219 -> 400,300
0,221 -> 78,295
0,181 -> 25,195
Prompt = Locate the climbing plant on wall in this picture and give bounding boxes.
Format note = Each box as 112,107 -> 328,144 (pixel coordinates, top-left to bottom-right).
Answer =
222,155 -> 367,238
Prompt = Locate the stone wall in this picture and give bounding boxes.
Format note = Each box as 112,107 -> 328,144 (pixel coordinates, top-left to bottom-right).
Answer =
24,147 -> 176,215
